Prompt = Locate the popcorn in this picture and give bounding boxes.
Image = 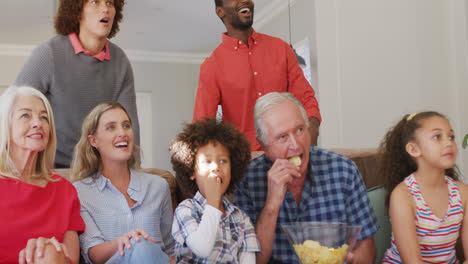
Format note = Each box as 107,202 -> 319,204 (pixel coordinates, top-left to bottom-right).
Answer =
288,156 -> 302,167
293,240 -> 348,264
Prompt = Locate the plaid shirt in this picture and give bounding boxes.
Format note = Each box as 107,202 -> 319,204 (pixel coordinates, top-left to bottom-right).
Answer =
172,192 -> 260,263
234,146 -> 379,264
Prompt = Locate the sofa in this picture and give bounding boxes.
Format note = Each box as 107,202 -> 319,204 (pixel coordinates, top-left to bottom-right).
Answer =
58,148 -> 464,263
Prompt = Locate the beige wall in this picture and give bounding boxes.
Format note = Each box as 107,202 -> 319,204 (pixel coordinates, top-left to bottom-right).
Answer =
314,0 -> 468,175
131,61 -> 200,171
0,55 -> 28,87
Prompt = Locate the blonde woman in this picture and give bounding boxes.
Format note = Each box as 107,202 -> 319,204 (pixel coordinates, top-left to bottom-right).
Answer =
71,102 -> 174,264
0,86 -> 85,264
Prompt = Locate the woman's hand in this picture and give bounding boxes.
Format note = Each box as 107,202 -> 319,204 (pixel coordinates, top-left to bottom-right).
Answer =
114,229 -> 156,256
18,237 -> 69,264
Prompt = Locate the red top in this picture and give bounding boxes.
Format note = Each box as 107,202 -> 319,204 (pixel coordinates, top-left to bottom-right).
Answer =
0,175 -> 85,264
193,30 -> 321,151
69,32 -> 110,61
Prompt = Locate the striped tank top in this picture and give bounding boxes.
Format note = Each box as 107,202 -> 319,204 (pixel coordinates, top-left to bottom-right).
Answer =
382,174 -> 463,264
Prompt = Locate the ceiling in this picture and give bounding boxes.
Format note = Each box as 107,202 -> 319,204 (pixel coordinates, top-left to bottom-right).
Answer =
0,0 -> 284,54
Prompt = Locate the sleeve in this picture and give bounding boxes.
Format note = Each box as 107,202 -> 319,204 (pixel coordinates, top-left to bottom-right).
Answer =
160,182 -> 175,256
239,252 -> 256,264
67,187 -> 86,234
239,211 -> 260,254
284,42 -> 322,123
345,163 -> 379,241
78,203 -> 106,263
14,42 -> 53,94
186,205 -> 221,258
192,59 -> 220,121
117,55 -> 140,146
172,202 -> 221,258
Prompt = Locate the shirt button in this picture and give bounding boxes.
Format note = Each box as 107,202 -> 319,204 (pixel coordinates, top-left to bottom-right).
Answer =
249,52 -> 252,55
254,41 -> 257,44
254,72 -> 258,75
234,47 -> 238,50
239,41 -> 242,44
258,92 -> 262,96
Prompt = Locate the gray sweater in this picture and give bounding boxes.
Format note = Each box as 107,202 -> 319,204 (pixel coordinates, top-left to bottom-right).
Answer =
15,35 -> 140,167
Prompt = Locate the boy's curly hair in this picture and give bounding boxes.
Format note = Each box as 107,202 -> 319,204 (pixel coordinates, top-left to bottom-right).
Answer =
169,118 -> 251,197
378,111 -> 459,209
54,0 -> 125,39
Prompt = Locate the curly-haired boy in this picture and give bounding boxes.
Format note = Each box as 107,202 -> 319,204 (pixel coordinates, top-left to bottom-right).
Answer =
169,118 -> 260,263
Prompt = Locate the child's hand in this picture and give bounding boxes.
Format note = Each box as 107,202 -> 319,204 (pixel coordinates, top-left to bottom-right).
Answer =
204,175 -> 224,210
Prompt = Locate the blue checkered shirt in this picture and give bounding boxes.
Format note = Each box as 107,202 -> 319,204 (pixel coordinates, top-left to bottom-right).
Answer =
172,192 -> 260,263
234,146 -> 379,264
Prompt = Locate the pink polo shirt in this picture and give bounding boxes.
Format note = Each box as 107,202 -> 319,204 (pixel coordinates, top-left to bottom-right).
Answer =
68,32 -> 110,61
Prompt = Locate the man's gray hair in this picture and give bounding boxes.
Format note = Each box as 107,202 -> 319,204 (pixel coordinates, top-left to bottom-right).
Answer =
254,92 -> 309,146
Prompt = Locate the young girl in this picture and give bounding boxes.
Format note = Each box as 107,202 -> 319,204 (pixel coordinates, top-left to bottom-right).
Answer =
169,118 -> 260,263
380,111 -> 468,264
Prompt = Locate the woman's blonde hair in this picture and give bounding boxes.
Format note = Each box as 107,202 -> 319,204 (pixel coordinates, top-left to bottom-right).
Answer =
0,86 -> 57,181
71,102 -> 140,182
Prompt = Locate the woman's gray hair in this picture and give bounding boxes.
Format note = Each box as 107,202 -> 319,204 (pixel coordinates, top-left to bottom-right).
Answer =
0,86 -> 56,180
254,92 -> 309,146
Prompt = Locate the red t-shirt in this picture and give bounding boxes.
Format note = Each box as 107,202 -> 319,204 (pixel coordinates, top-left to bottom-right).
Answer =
0,175 -> 85,264
193,29 -> 321,151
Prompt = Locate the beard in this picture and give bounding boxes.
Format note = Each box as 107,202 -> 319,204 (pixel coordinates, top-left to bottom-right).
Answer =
225,7 -> 254,30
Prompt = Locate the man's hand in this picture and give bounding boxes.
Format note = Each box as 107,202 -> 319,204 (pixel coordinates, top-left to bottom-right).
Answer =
265,159 -> 301,211
308,117 -> 320,145
346,237 -> 376,264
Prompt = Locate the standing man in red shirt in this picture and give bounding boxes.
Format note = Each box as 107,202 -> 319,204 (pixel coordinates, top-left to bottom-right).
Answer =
193,0 -> 321,151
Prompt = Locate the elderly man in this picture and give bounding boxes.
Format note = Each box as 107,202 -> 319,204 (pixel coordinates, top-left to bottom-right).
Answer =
234,92 -> 378,264
193,0 -> 321,151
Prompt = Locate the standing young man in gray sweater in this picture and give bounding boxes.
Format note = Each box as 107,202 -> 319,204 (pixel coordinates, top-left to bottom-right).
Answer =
15,0 -> 140,168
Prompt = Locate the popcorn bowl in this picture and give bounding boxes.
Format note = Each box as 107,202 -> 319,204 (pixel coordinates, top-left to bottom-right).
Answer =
281,222 -> 361,264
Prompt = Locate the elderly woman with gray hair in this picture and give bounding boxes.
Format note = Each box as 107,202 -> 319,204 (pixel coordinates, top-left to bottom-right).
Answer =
0,86 -> 85,264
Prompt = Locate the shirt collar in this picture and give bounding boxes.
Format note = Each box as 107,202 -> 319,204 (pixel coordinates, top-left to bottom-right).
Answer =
127,170 -> 141,192
95,173 -> 108,192
193,191 -> 236,217
68,32 -> 110,61
94,169 -> 141,193
221,28 -> 261,51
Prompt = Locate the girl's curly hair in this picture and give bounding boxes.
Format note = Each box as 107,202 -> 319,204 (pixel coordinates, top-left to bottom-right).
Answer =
54,0 -> 125,39
169,118 -> 251,197
378,111 -> 459,209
